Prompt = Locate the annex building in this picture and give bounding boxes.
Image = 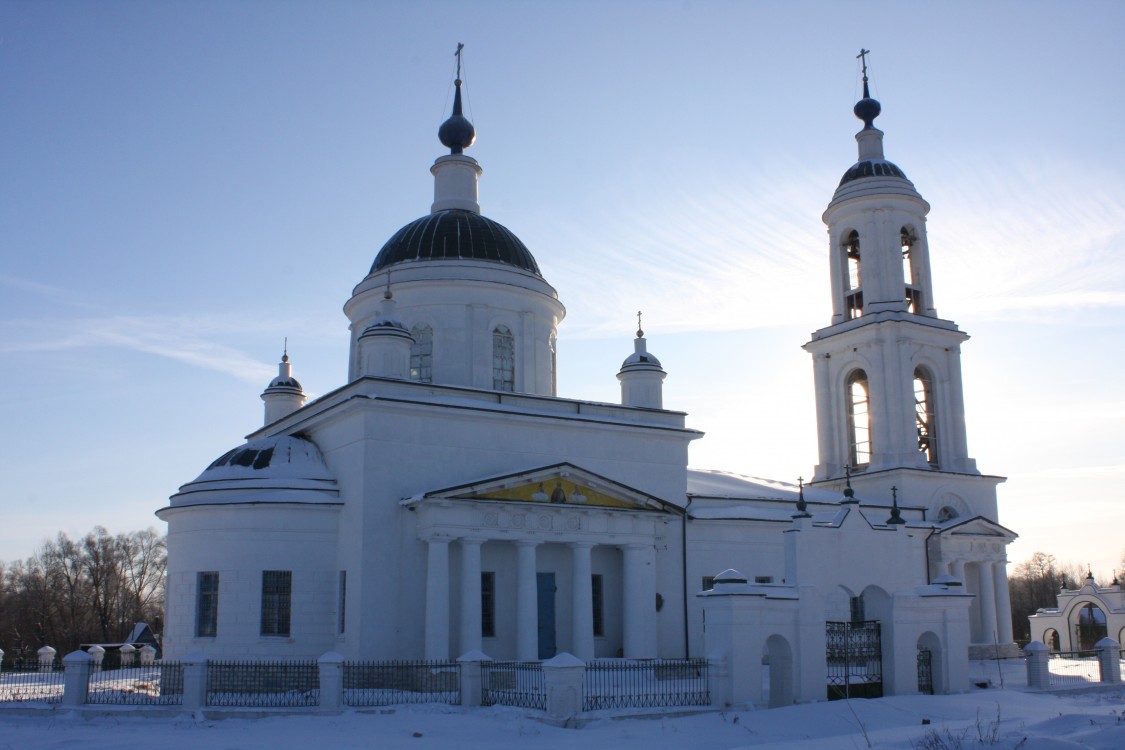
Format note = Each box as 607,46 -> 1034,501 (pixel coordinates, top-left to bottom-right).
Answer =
157,61 -> 1018,702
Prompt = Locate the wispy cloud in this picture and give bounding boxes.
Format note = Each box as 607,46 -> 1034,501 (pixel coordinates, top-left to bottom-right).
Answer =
1,314 -> 277,384
535,153 -> 1125,341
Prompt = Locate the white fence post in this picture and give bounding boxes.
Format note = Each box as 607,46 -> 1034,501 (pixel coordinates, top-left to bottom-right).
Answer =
119,643 -> 136,667
0,647 -> 5,672
542,652 -> 585,720
88,645 -> 106,672
457,650 -> 491,708
1024,641 -> 1050,689
37,645 -> 56,673
1095,638 -> 1121,684
708,652 -> 732,709
62,649 -> 92,707
182,652 -> 208,710
139,644 -> 157,665
318,652 -> 344,711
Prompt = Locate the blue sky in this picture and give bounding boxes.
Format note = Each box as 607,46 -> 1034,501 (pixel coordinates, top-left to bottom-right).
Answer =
2,1 -> 1123,577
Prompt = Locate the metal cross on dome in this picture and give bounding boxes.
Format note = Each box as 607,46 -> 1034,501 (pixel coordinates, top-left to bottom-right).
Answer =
455,42 -> 464,79
857,48 -> 870,78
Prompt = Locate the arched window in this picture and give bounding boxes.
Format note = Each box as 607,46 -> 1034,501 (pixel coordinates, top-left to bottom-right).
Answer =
901,227 -> 922,313
409,324 -> 433,383
492,325 -> 515,391
1044,629 -> 1060,652
843,231 -> 863,319
1076,603 -> 1107,650
913,368 -> 938,466
936,506 -> 958,522
846,369 -> 871,467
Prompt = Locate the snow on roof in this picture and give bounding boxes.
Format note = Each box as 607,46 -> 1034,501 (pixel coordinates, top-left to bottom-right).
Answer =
687,468 -> 845,504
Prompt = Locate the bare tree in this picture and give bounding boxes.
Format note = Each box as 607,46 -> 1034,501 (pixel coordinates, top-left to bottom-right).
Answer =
0,527 -> 166,658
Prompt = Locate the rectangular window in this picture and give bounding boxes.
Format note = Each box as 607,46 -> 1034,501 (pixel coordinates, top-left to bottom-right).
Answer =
338,571 -> 347,635
754,576 -> 774,584
261,570 -> 292,637
702,576 -> 715,591
850,596 -> 865,623
195,572 -> 219,637
591,574 -> 605,637
481,572 -> 496,638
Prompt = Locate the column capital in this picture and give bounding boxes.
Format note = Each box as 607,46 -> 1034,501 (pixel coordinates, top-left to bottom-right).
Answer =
569,541 -> 595,550
459,536 -> 488,546
514,539 -> 541,549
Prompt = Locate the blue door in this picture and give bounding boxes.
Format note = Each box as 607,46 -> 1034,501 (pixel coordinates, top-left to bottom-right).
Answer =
536,572 -> 556,659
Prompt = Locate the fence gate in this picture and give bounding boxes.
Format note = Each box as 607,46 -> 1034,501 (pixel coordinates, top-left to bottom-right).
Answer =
916,649 -> 933,695
826,620 -> 882,700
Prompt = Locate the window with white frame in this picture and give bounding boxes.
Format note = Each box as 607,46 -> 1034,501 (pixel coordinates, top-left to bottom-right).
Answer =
913,367 -> 938,466
492,325 -> 515,391
843,230 -> 863,319
260,570 -> 292,637
410,324 -> 433,383
846,369 -> 871,466
196,571 -> 219,638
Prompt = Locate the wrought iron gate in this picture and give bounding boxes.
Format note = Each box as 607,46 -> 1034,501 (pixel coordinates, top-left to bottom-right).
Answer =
917,649 -> 933,695
826,620 -> 882,700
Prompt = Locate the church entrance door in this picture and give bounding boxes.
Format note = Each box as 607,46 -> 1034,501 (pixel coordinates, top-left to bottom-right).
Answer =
537,572 -> 557,659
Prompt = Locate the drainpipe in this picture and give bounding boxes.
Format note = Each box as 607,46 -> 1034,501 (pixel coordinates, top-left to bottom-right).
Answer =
682,496 -> 692,658
923,527 -> 937,584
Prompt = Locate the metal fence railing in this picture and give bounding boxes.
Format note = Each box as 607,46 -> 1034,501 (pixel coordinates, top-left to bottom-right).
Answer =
1046,651 -> 1101,687
0,660 -> 66,704
583,659 -> 710,711
481,661 -> 545,710
206,660 -> 319,707
343,660 -> 460,706
87,662 -> 184,706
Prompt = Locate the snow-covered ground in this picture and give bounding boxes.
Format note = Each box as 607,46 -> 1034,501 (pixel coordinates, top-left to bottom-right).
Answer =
2,661 -> 1122,750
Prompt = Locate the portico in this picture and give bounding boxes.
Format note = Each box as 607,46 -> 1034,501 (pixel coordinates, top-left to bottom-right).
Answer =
407,463 -> 679,661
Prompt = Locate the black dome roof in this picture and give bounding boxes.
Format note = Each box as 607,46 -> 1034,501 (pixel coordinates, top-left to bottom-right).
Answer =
838,159 -> 909,187
371,209 -> 541,276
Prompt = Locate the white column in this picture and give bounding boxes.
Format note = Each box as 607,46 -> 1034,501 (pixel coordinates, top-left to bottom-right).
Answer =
622,543 -> 657,658
459,538 -> 485,655
950,558 -> 965,583
570,543 -> 595,660
993,559 -> 1014,644
424,538 -> 450,659
515,541 -> 539,661
977,560 -> 998,645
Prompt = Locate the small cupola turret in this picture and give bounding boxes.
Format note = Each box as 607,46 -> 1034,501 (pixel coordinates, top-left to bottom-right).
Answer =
261,344 -> 306,425
358,278 -> 415,379
617,312 -> 666,409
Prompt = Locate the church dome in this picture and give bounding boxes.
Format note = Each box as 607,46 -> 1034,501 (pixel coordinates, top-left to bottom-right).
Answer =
837,159 -> 909,187
370,209 -> 541,276
168,434 -> 338,507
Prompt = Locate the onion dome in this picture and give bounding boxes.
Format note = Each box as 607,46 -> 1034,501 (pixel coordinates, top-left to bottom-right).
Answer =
167,434 -> 339,508
438,78 -> 475,155
371,209 -> 541,275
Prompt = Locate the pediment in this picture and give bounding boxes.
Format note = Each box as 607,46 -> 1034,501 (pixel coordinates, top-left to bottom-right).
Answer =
936,515 -> 1018,540
411,462 -> 682,514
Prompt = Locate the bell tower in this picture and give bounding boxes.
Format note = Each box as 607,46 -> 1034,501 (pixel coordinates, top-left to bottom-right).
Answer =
803,54 -> 1003,523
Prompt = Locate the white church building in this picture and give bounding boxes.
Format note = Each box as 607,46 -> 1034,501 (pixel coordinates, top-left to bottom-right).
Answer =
157,60 -> 1018,702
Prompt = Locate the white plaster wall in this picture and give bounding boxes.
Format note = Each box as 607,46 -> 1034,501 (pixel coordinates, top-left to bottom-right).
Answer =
345,263 -> 565,396
161,504 -> 340,660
